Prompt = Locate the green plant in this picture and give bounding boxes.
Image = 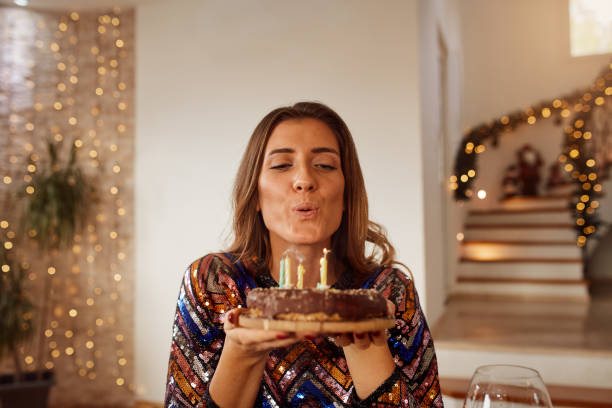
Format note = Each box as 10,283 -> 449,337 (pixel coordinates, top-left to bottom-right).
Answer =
21,140 -> 94,249
0,240 -> 34,382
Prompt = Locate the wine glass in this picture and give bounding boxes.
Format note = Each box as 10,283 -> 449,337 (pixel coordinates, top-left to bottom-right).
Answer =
463,365 -> 553,408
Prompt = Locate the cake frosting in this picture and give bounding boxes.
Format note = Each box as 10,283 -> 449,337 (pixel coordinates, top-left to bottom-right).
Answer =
246,287 -> 388,321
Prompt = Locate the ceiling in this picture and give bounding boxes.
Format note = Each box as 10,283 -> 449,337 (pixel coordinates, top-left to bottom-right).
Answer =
0,0 -> 159,10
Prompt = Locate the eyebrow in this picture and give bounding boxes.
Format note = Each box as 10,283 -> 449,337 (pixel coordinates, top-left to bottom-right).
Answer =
267,147 -> 340,156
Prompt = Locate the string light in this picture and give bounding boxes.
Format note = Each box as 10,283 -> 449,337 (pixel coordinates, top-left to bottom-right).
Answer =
452,62 -> 610,249
0,8 -> 133,396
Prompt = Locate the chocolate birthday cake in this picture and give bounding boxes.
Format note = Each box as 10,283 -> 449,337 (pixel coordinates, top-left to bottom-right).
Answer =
246,287 -> 388,322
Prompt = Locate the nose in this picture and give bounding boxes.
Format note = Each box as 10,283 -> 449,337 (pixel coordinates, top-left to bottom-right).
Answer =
293,166 -> 316,192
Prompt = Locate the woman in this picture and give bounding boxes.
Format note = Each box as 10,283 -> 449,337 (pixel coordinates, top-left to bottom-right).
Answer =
165,102 -> 442,407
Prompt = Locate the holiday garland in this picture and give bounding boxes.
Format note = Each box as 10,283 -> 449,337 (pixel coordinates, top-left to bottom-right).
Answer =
452,62 -> 612,248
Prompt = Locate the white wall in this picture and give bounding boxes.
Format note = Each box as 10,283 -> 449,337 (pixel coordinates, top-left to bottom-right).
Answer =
135,0 -> 423,401
460,0 -> 612,130
418,0 -> 463,327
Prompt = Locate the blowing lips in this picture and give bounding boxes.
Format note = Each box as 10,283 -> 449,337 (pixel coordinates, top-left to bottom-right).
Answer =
292,203 -> 319,218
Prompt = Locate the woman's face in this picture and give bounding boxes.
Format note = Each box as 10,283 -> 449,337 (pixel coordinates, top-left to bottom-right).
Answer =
257,118 -> 345,250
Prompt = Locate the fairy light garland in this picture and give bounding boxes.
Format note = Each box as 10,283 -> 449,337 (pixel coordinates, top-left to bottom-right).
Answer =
562,111 -> 603,248
452,62 -> 612,248
0,6 -> 134,404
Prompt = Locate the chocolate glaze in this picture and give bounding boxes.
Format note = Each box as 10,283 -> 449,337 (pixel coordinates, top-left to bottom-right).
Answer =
246,288 -> 388,321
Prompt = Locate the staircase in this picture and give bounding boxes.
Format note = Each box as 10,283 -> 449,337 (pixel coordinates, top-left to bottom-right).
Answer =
434,186 -> 612,406
453,192 -> 589,302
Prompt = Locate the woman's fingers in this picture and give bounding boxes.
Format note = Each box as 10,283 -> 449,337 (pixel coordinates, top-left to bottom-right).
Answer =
234,332 -> 299,352
224,306 -> 391,353
228,327 -> 294,344
352,332 -> 370,350
295,331 -> 319,342
223,308 -> 242,330
330,330 -> 388,348
223,308 -> 302,354
225,327 -> 301,355
369,330 -> 387,346
334,332 -> 371,348
332,333 -> 353,347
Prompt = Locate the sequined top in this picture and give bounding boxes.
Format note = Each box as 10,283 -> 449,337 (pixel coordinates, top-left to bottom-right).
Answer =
165,253 -> 443,407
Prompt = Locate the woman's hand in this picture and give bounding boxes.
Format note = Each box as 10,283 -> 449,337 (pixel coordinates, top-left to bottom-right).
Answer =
329,299 -> 396,400
210,307 -> 312,407
331,330 -> 388,348
222,308 -> 306,363
331,299 -> 395,349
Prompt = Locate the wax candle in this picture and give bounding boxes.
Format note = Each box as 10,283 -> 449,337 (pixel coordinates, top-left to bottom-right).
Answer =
320,248 -> 328,287
285,256 -> 291,287
279,257 -> 285,288
297,263 -> 305,289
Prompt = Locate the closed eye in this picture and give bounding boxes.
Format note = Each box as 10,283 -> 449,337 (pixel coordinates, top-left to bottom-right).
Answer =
315,163 -> 337,170
270,163 -> 291,170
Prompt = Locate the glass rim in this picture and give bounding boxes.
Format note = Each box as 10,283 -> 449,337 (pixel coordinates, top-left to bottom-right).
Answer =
473,364 -> 543,380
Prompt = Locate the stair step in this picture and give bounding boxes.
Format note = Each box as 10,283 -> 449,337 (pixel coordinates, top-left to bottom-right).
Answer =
436,298 -> 589,336
466,223 -> 574,228
464,226 -> 576,241
458,259 -> 583,280
436,346 -> 612,390
499,194 -> 572,210
458,277 -> 587,285
461,240 -> 581,260
452,278 -> 589,301
441,296 -> 590,318
460,257 -> 581,263
470,207 -> 569,215
548,184 -> 577,194
463,240 -> 576,245
441,377 -> 612,408
467,209 -> 573,225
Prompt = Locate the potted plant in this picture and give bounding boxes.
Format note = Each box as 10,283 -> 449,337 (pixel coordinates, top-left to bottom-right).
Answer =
0,138 -> 94,407
0,237 -> 54,408
22,139 -> 93,249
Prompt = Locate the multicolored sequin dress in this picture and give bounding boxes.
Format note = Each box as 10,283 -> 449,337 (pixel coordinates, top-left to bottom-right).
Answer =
165,253 -> 443,407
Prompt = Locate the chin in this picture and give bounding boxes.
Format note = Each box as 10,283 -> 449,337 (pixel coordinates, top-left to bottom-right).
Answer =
289,237 -> 322,246
285,233 -> 328,246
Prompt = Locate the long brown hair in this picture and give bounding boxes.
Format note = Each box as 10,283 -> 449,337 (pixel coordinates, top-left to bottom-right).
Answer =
228,102 -> 398,278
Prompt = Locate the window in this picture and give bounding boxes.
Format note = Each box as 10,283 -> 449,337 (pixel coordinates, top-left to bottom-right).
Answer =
569,0 -> 612,57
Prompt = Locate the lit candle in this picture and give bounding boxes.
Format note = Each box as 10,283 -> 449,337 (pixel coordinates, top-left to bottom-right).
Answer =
319,248 -> 329,287
279,257 -> 285,288
284,256 -> 291,287
297,263 -> 305,289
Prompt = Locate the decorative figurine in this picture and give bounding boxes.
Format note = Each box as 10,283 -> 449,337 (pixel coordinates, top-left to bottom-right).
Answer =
516,144 -> 543,196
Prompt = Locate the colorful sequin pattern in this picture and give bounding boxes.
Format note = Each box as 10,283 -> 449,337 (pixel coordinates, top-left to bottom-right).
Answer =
165,254 -> 443,407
